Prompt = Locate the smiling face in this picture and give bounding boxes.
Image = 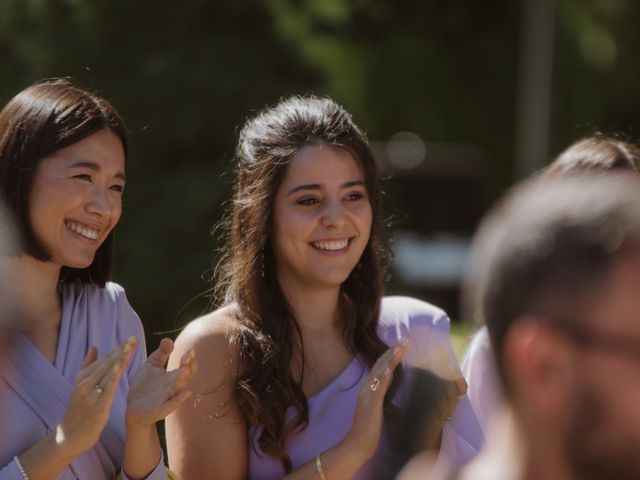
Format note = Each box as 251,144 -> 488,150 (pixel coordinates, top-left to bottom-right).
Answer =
271,144 -> 373,293
28,128 -> 126,269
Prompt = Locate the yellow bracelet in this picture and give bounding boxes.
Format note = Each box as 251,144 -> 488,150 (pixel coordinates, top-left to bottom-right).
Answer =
315,451 -> 327,480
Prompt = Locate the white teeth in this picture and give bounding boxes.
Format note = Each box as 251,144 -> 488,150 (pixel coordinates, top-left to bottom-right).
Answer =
66,222 -> 99,240
312,239 -> 349,251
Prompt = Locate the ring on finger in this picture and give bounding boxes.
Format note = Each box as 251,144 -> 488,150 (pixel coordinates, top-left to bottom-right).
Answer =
370,377 -> 381,392
441,414 -> 452,423
94,385 -> 104,395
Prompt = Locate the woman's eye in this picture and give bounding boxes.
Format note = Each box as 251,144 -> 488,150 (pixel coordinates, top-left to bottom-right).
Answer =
297,197 -> 318,206
73,174 -> 92,182
111,185 -> 125,194
346,192 -> 365,201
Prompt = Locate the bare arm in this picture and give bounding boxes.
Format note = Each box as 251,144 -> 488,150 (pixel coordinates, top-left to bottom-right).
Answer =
122,338 -> 197,480
167,312 -> 411,480
166,309 -> 248,480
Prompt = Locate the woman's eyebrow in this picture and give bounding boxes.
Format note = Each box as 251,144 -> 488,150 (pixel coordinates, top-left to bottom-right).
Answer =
69,160 -> 126,181
286,180 -> 365,197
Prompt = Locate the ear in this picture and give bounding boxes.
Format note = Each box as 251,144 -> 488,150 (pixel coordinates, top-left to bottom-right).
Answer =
503,317 -> 576,416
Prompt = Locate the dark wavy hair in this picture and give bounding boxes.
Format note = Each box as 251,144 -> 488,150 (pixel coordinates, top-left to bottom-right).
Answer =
0,78 -> 127,286
214,95 -> 397,470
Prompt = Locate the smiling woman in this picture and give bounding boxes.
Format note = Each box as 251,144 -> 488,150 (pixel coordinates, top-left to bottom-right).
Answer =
166,96 -> 483,479
29,129 -> 126,270
0,79 -> 196,480
272,144 -> 373,292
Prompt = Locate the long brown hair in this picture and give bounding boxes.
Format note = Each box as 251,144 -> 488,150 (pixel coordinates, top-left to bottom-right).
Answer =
215,95 -> 397,470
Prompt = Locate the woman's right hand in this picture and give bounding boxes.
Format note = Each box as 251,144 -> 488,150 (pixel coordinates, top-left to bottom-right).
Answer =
342,339 -> 411,462
56,337 -> 136,457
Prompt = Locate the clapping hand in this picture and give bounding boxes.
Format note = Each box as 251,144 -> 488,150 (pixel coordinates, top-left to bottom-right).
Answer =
58,338 -> 136,456
342,339 -> 411,462
125,338 -> 197,428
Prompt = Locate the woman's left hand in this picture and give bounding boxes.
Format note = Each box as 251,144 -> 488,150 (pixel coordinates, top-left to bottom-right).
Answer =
125,338 -> 198,427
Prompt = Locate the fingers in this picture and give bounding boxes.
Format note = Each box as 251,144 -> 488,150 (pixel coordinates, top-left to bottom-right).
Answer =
81,346 -> 98,369
388,339 -> 411,371
147,338 -> 174,368
436,379 -> 464,425
96,354 -> 128,401
179,348 -> 196,369
172,350 -> 198,394
91,339 -> 138,405
365,339 -> 411,401
368,339 -> 410,382
157,389 -> 193,418
78,344 -> 121,380
453,376 -> 468,398
78,337 -> 137,387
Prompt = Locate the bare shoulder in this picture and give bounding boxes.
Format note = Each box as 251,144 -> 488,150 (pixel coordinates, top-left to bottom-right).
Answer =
174,303 -> 240,352
169,304 -> 241,394
167,304 -> 249,478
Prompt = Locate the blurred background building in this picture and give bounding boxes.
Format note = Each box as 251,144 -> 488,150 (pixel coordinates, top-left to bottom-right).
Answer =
2,0 -> 639,338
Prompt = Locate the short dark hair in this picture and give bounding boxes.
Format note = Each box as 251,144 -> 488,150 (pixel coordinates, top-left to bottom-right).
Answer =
545,136 -> 640,176
0,78 -> 127,286
464,174 -> 640,383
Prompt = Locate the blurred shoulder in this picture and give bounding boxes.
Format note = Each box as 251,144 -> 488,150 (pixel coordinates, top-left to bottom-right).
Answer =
379,296 -> 460,376
380,296 -> 449,332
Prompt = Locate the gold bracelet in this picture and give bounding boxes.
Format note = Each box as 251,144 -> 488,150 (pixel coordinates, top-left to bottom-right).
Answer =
315,451 -> 327,480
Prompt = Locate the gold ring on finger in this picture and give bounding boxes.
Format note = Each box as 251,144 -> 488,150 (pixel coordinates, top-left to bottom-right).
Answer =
94,385 -> 104,395
370,377 -> 381,392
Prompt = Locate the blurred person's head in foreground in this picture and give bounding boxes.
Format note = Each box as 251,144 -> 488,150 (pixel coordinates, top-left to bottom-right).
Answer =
463,173 -> 640,480
545,135 -> 640,176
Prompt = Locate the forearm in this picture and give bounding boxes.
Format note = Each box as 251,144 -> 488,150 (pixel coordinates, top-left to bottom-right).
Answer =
4,428 -> 77,480
282,440 -> 369,480
122,424 -> 163,480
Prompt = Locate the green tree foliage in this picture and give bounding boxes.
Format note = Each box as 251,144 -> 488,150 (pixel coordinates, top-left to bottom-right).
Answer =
2,0 -> 640,338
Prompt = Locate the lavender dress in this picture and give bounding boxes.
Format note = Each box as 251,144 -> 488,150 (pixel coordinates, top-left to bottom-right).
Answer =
0,282 -> 167,480
248,296 -> 484,479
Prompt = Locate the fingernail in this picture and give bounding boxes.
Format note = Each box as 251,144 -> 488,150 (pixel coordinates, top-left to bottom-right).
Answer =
112,363 -> 120,374
188,349 -> 196,360
123,337 -> 137,353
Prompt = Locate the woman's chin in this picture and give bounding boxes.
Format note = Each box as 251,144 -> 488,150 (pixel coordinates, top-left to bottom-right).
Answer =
59,256 -> 94,270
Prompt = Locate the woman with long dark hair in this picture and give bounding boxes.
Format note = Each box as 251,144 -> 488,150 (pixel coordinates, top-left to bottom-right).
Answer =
0,79 -> 196,479
167,95 -> 480,479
